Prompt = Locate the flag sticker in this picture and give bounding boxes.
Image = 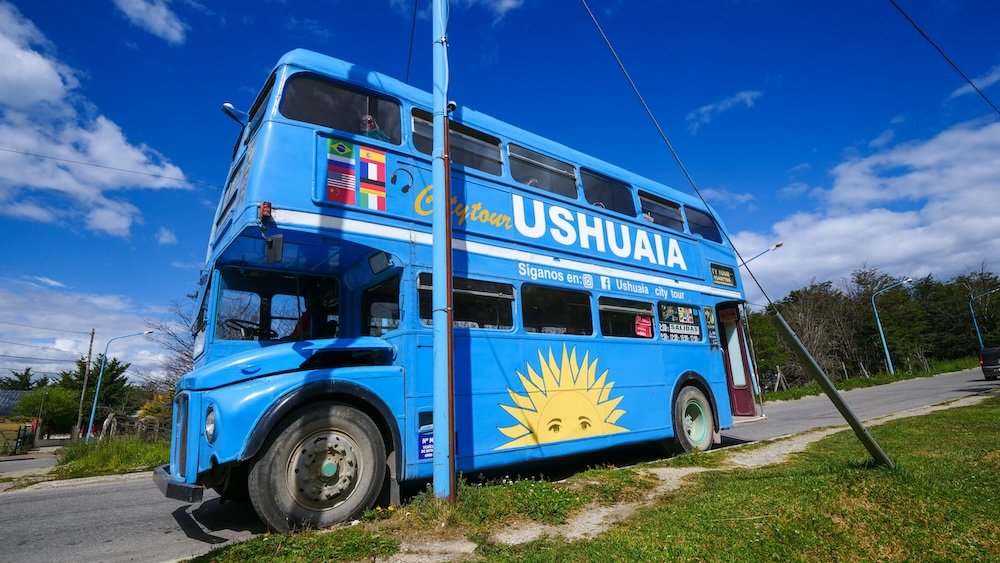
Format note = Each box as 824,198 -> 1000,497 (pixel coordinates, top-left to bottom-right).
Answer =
358,146 -> 387,211
325,140 -> 356,204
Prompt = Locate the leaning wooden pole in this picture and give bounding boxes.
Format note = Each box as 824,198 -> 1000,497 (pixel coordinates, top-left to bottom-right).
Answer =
770,309 -> 894,469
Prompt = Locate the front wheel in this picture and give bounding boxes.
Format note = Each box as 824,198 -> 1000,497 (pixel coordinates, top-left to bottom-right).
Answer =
672,386 -> 715,453
248,403 -> 385,532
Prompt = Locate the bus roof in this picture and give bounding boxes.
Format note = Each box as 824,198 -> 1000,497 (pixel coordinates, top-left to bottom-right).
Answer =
274,49 -> 728,228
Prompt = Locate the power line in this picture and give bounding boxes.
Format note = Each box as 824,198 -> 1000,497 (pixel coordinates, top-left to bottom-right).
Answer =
579,0 -> 775,308
0,354 -> 79,363
0,320 -> 92,335
888,0 -> 1000,116
0,146 -> 223,189
405,0 -> 420,84
0,339 -> 81,354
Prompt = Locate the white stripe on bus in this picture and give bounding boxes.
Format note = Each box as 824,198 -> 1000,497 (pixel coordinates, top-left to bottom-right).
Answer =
272,209 -> 743,300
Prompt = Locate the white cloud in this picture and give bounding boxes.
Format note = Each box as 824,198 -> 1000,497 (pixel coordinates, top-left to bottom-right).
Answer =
868,128 -> 895,149
0,280 -> 167,380
687,90 -> 763,134
0,3 -> 189,238
465,0 -> 525,19
735,119 -> 1000,304
32,276 -> 65,288
156,227 -> 178,245
702,187 -> 756,210
112,0 -> 188,45
948,63 -> 1000,100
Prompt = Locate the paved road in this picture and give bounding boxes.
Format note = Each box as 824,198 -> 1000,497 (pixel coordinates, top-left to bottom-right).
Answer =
723,367 -> 998,443
0,474 -> 262,563
0,367 -> 994,563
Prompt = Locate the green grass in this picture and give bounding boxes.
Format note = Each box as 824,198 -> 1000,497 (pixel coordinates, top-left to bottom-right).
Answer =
53,436 -> 170,479
200,395 -> 1000,561
763,356 -> 980,402
189,526 -> 399,562
476,396 -> 1000,561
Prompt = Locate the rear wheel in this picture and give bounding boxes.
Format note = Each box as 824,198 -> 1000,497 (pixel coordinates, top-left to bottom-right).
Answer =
248,403 -> 385,531
672,386 -> 715,453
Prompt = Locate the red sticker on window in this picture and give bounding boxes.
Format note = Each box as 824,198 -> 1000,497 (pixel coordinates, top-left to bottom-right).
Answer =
635,315 -> 652,337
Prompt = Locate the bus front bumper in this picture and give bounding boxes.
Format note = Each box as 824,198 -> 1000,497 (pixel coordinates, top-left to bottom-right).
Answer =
153,464 -> 204,503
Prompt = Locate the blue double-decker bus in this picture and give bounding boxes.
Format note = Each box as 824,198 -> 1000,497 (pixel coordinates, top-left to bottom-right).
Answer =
153,49 -> 758,531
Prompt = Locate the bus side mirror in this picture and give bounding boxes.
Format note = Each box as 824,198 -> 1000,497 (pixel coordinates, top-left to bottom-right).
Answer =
265,234 -> 284,263
222,102 -> 249,126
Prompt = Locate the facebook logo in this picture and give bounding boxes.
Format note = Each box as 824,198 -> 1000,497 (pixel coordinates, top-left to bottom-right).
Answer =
600,276 -> 611,290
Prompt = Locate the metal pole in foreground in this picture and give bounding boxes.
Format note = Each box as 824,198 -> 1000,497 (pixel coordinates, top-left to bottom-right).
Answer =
431,0 -> 455,502
85,330 -> 153,444
770,310 -> 894,468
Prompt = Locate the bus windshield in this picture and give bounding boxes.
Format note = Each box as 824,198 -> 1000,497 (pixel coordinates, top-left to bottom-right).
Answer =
214,268 -> 339,342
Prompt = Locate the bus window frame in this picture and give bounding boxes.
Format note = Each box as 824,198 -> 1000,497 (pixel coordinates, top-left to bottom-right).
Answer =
597,296 -> 655,339
507,143 -> 579,200
581,169 -> 637,218
243,72 -> 276,148
638,190 -> 685,232
417,273 -> 515,330
684,206 -> 724,244
411,108 -> 503,176
277,72 -> 403,145
521,284 -> 594,336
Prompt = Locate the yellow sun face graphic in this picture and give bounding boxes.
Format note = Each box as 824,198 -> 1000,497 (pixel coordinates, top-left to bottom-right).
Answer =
496,346 -> 628,450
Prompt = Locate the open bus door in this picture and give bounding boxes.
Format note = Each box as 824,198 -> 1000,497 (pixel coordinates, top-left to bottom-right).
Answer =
718,306 -> 757,417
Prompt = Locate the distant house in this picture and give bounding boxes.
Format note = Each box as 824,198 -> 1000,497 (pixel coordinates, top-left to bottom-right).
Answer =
0,390 -> 27,418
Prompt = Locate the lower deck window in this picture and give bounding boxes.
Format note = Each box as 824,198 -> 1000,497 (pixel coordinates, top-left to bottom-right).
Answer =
598,297 -> 654,339
658,302 -> 703,342
363,275 -> 401,336
522,285 -> 593,335
418,274 -> 514,329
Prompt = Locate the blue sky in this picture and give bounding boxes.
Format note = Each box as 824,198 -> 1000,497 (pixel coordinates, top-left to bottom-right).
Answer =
1,0 -> 998,381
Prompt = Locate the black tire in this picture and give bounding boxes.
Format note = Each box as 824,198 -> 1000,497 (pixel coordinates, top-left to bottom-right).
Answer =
248,403 -> 385,532
672,386 -> 715,453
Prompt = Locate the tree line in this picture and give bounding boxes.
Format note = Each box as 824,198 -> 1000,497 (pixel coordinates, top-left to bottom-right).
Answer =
746,266 -> 999,391
2,301 -> 196,437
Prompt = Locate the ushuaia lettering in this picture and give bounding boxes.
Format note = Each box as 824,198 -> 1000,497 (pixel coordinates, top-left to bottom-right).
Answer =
512,194 -> 688,271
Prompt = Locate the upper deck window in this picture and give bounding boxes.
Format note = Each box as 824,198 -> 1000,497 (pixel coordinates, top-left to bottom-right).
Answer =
412,109 -> 502,175
279,74 -> 401,144
638,191 -> 684,231
582,170 -> 636,217
508,144 -> 578,199
685,207 -> 723,243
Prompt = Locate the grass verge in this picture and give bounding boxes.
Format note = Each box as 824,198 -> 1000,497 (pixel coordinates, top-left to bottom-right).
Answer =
53,437 -> 169,479
763,356 -> 980,402
199,395 -> 999,561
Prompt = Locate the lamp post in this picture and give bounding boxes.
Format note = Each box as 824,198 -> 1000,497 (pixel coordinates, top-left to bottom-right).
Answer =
740,241 -> 783,268
969,287 -> 1000,350
872,278 -> 912,376
86,330 -> 153,444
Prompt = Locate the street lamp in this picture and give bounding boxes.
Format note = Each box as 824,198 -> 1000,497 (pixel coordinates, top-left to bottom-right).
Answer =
740,241 -> 783,268
872,278 -> 912,376
86,330 -> 154,444
969,287 -> 1000,350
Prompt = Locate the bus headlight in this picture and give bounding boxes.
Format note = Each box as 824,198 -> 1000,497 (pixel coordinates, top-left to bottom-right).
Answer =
205,405 -> 217,444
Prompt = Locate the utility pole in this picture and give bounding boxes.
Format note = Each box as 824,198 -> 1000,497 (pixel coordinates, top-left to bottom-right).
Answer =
74,329 -> 95,440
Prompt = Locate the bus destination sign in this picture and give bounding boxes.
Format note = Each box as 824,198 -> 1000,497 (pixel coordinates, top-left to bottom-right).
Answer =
710,264 -> 737,287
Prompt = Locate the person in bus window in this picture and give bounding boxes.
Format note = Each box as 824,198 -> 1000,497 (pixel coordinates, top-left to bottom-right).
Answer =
359,114 -> 390,142
287,294 -> 337,340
